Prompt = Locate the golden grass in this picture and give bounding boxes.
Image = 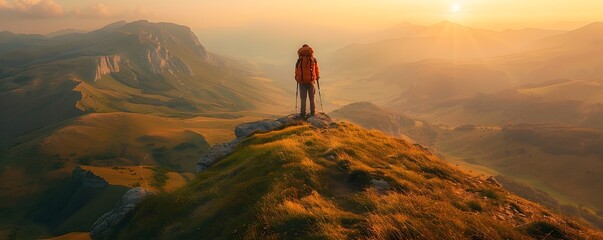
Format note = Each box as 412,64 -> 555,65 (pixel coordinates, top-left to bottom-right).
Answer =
114,122 -> 603,239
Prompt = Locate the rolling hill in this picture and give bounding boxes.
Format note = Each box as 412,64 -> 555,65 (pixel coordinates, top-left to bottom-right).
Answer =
109,120 -> 602,239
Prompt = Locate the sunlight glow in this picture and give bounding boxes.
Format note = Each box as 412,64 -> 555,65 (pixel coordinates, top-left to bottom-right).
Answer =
451,3 -> 461,12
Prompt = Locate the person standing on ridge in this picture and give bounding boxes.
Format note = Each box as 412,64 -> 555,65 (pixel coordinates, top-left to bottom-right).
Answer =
295,44 -> 320,118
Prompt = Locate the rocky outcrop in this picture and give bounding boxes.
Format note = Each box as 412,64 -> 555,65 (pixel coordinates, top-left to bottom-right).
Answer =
90,187 -> 154,240
487,176 -> 503,187
307,113 -> 334,128
72,166 -> 109,189
234,119 -> 282,138
277,113 -> 335,128
196,139 -> 241,172
196,113 -> 336,173
94,55 -> 121,81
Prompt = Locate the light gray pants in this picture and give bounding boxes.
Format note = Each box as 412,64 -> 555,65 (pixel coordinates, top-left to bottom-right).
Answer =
299,82 -> 316,116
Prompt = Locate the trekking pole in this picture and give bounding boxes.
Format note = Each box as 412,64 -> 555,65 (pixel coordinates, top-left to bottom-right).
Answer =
317,79 -> 324,113
295,82 -> 299,115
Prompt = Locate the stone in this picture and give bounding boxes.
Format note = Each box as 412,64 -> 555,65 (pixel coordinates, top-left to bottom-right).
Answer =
307,113 -> 333,128
196,139 -> 240,173
371,179 -> 391,192
234,119 -> 282,139
486,176 -> 502,187
90,187 -> 154,240
276,114 -> 302,125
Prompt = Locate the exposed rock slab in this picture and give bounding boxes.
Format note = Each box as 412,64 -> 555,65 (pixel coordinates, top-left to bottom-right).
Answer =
234,119 -> 282,139
90,187 -> 154,240
196,139 -> 240,172
307,113 -> 334,128
94,55 -> 121,81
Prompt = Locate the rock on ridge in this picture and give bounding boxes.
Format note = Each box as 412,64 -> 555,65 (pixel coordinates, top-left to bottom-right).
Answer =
196,113 -> 336,173
90,187 -> 154,240
196,139 -> 241,172
72,166 -> 109,189
234,119 -> 282,138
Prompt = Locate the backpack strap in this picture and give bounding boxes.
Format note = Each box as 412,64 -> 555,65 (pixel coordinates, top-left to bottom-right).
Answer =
298,57 -> 304,82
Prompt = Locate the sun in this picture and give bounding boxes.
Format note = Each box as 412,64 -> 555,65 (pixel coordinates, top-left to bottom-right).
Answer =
451,3 -> 461,12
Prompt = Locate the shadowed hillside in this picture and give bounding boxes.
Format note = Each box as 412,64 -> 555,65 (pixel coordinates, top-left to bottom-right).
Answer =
111,121 -> 601,239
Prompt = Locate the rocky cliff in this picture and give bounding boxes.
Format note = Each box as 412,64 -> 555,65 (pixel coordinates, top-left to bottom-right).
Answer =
90,187 -> 154,240
94,55 -> 122,81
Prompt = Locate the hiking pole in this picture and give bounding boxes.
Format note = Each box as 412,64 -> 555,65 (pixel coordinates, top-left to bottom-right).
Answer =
317,79 -> 324,113
295,82 -> 299,115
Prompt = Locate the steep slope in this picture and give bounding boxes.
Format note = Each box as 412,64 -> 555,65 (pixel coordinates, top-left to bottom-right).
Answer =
112,121 -> 601,239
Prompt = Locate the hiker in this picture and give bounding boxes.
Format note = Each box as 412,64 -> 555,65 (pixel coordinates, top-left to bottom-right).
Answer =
295,44 -> 320,118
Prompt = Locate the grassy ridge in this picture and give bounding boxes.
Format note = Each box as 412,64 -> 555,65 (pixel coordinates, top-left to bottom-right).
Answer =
0,112 -> 258,239
113,122 -> 601,239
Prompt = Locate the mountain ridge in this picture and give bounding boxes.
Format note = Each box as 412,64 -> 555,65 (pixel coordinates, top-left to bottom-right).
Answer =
107,117 -> 603,239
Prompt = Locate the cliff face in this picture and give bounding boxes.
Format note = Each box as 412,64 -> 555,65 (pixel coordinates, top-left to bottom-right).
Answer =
94,55 -> 121,81
143,44 -> 194,76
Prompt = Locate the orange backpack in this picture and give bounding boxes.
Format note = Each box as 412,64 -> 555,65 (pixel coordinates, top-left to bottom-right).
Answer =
295,46 -> 318,83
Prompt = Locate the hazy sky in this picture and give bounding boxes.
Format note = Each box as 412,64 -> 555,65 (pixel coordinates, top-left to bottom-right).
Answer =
1,0 -> 602,34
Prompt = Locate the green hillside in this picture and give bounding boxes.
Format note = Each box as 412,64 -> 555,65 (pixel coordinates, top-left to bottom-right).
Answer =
112,121 -> 601,239
0,20 -> 287,143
